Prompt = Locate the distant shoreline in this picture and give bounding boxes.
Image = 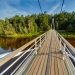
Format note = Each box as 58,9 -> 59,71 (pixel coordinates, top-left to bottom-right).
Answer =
0,32 -> 42,38
58,30 -> 75,38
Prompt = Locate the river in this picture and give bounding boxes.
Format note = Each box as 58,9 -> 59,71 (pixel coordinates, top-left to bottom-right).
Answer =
0,37 -> 75,54
0,37 -> 34,54
66,38 -> 75,48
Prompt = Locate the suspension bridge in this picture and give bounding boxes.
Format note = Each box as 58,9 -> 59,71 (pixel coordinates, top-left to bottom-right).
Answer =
0,0 -> 75,74
0,28 -> 75,75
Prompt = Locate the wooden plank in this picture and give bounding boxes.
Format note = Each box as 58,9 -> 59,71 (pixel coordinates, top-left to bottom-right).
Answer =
50,34 -> 56,75
46,40 -> 50,53
39,47 -> 44,53
57,54 -> 63,75
49,49 -> 52,75
61,60 -> 69,75
34,45 -> 48,75
50,53 -> 55,75
41,37 -> 50,53
36,55 -> 45,75
32,55 -> 43,75
41,34 -> 51,75
39,37 -> 50,53
56,41 -> 63,75
37,46 -> 48,75
54,44 -> 59,75
26,56 -> 40,75
41,55 -> 48,75
52,31 -> 63,75
54,54 -> 59,75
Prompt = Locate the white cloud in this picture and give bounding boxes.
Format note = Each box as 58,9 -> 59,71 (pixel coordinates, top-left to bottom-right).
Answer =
48,3 -> 60,14
0,1 -> 28,19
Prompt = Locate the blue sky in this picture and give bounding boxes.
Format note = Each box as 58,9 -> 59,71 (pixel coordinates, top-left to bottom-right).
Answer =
0,0 -> 75,19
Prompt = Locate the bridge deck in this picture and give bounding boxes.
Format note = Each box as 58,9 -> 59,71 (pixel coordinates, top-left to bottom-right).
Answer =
26,30 -> 69,75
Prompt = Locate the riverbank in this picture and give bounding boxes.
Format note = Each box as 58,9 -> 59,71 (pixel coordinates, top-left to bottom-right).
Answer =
0,32 -> 43,38
58,30 -> 75,38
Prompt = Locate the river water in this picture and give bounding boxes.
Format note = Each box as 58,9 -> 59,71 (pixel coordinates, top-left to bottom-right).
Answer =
66,38 -> 75,48
0,37 -> 34,54
0,37 -> 75,54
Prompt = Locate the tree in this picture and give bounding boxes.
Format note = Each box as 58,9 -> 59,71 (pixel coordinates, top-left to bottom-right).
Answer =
0,22 -> 4,34
4,18 -> 15,35
66,24 -> 73,32
38,13 -> 50,31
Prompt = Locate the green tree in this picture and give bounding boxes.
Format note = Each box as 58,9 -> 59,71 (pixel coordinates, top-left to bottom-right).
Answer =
66,24 -> 73,32
0,22 -> 4,34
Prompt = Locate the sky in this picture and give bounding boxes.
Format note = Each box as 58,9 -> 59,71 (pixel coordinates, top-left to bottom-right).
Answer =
0,0 -> 75,20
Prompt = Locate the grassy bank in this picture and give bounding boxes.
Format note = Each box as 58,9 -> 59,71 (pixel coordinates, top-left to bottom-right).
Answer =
57,30 -> 75,38
0,32 -> 43,38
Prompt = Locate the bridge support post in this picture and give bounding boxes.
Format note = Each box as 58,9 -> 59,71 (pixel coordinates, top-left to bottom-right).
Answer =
63,43 -> 66,60
40,37 -> 41,47
35,40 -> 37,54
59,38 -> 62,50
45,33 -> 47,40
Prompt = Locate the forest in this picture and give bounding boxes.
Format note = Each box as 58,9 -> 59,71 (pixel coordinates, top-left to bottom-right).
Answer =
0,13 -> 51,36
0,11 -> 75,36
54,11 -> 75,32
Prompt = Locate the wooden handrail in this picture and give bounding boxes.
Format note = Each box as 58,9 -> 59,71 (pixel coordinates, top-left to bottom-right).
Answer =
0,30 -> 50,66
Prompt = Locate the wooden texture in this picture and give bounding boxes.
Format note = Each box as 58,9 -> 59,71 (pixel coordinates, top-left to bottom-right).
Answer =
26,30 -> 69,75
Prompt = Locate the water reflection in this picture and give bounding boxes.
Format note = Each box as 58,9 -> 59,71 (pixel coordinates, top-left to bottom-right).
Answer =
66,38 -> 75,48
1,37 -> 75,54
0,37 -> 34,54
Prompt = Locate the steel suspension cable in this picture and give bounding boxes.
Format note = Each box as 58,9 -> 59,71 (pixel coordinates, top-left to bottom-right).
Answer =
38,0 -> 43,13
60,0 -> 64,13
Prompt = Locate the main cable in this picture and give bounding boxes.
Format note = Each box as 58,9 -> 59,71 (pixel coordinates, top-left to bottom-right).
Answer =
60,0 -> 64,13
38,0 -> 43,13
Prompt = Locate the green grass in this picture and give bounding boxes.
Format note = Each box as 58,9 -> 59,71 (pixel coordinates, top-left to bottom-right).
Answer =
57,30 -> 75,38
0,32 -> 43,38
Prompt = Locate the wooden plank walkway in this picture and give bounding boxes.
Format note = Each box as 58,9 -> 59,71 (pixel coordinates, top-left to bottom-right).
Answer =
26,30 -> 69,75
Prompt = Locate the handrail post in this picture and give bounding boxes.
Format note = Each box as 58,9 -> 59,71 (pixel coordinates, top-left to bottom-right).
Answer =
40,36 -> 41,47
63,43 -> 66,60
46,31 -> 49,37
45,33 -> 47,40
59,38 -> 61,50
35,40 -> 37,54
